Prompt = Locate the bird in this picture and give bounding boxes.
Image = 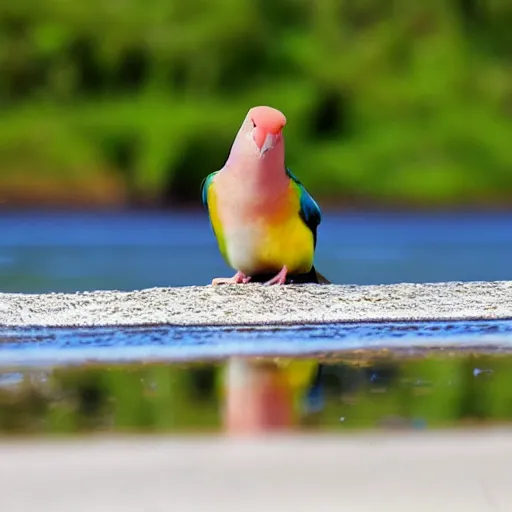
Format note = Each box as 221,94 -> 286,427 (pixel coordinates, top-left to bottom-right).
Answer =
201,105 -> 329,286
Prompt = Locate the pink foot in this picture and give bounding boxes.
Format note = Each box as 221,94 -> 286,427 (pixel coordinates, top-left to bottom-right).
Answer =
263,266 -> 288,286
212,271 -> 251,286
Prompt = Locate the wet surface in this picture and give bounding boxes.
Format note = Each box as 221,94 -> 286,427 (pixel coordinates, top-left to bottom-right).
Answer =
0,319 -> 512,366
0,352 -> 510,434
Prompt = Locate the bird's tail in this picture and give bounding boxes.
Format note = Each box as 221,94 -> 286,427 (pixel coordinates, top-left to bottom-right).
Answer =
285,265 -> 331,284
314,268 -> 331,284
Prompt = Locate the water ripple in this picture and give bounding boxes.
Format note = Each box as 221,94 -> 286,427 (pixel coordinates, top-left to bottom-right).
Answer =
0,318 -> 512,366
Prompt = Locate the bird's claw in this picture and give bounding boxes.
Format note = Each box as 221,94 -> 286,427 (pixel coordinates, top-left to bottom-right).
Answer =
212,267 -> 289,286
212,271 -> 251,286
263,266 -> 288,286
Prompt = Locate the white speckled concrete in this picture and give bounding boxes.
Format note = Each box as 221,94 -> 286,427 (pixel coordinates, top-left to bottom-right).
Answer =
0,281 -> 511,328
0,431 -> 510,511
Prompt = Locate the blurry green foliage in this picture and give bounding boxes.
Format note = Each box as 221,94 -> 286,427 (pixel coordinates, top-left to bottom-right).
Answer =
0,0 -> 512,206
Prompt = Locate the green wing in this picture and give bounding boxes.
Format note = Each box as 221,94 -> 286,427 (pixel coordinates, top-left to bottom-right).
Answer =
286,168 -> 322,248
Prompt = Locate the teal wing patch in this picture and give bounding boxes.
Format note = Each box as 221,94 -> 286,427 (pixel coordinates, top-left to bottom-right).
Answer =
286,168 -> 322,247
201,171 -> 218,210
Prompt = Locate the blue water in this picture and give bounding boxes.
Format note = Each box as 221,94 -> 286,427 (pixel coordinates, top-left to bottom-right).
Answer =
1,211 -> 512,292
1,211 -> 512,365
1,319 -> 512,366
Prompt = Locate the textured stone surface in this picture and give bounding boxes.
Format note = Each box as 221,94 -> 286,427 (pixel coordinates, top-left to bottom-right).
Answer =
0,280 -> 511,327
0,431 -> 510,511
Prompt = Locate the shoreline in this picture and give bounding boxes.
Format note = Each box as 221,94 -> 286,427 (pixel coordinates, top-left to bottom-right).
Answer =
1,281 -> 511,328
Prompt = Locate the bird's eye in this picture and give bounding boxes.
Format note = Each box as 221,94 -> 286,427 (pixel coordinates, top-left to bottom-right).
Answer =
250,119 -> 256,128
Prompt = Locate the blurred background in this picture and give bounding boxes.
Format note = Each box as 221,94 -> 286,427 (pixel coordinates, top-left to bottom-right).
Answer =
1,0 -> 512,293
1,0 -> 512,211
1,0 -> 512,438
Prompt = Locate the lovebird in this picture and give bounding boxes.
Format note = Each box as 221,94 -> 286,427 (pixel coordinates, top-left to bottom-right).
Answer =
201,105 -> 329,285
203,105 -> 327,418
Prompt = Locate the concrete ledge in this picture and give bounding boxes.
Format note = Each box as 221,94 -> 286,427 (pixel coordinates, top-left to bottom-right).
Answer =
0,280 -> 512,328
0,431 -> 511,511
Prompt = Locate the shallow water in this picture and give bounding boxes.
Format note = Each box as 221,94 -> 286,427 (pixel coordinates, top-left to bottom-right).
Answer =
0,317 -> 510,434
1,319 -> 512,366
0,353 -> 509,434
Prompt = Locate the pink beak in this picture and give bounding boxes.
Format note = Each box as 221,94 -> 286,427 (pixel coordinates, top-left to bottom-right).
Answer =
253,127 -> 279,157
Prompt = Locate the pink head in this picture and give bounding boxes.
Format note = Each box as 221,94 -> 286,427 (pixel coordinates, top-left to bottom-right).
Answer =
226,106 -> 287,169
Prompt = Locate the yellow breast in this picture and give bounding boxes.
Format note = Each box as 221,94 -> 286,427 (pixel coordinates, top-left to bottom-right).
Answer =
208,179 -> 315,276
254,204 -> 314,274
